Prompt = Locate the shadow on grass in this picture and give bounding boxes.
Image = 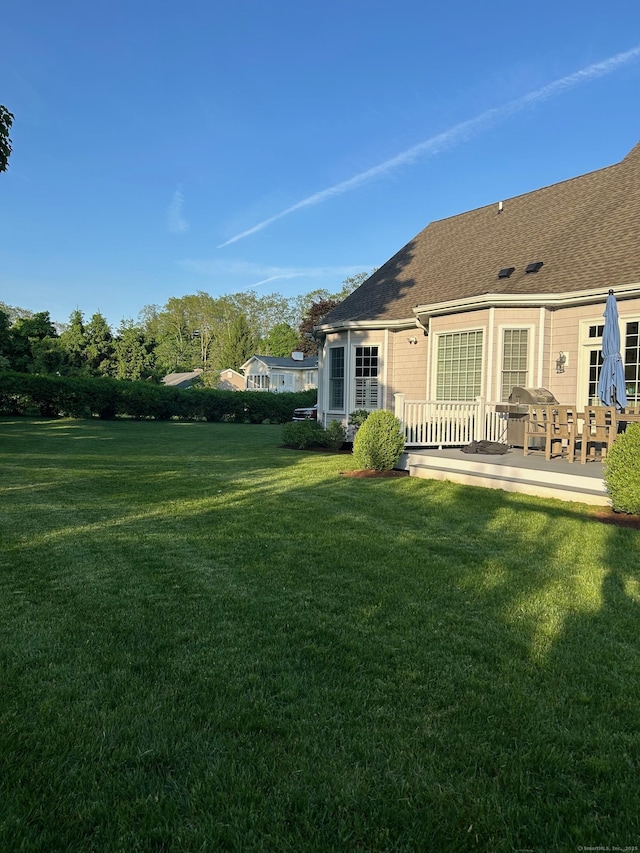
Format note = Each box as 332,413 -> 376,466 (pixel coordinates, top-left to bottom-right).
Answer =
2,418 -> 639,850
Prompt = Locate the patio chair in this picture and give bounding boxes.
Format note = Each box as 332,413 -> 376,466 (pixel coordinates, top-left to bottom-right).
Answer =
548,405 -> 578,463
578,406 -> 617,464
523,405 -> 552,459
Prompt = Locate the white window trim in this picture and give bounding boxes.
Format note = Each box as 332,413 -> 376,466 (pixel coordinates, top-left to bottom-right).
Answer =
350,342 -> 382,412
432,327 -> 485,402
496,324 -> 535,402
327,345 -> 346,413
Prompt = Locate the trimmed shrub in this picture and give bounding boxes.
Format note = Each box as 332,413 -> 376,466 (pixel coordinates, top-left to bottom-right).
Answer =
348,409 -> 370,430
352,409 -> 405,471
322,419 -> 347,451
281,420 -> 326,450
0,372 -> 318,425
604,423 -> 640,515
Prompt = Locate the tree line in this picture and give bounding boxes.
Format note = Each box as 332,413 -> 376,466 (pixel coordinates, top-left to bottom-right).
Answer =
0,274 -> 369,385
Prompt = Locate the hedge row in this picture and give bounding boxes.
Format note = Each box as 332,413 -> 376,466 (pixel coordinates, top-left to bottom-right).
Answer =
0,372 -> 316,423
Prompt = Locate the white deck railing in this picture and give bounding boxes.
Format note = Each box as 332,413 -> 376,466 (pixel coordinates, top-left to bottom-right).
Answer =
394,394 -> 508,447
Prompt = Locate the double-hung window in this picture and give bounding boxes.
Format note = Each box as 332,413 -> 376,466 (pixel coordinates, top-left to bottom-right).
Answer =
501,329 -> 529,401
436,331 -> 483,401
354,345 -> 379,408
328,347 -> 345,409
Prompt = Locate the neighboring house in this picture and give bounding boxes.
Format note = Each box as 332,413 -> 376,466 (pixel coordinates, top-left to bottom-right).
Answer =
315,140 -> 640,439
241,353 -> 318,392
218,368 -> 245,391
161,369 -> 203,389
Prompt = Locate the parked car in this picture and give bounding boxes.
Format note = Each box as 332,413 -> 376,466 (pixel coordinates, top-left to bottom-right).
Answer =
292,404 -> 318,421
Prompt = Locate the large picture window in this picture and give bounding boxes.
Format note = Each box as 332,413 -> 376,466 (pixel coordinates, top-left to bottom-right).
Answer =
354,345 -> 379,408
436,330 -> 483,401
501,329 -> 529,401
328,347 -> 345,409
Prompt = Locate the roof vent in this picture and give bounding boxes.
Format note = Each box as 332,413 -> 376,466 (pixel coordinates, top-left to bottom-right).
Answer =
498,267 -> 515,279
525,262 -> 544,274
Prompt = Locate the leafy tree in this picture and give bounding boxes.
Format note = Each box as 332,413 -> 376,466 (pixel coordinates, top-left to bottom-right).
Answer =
9,312 -> 58,372
0,308 -> 12,364
30,336 -> 67,375
261,322 -> 299,357
294,272 -> 373,355
231,290 -> 297,341
333,271 -> 373,301
150,294 -> 210,374
0,106 -> 14,173
297,299 -> 340,356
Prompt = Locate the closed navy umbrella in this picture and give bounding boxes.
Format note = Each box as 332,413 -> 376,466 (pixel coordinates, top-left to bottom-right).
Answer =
597,290 -> 627,410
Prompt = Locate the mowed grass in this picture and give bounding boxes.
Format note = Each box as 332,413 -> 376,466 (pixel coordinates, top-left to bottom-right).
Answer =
1,418 -> 639,852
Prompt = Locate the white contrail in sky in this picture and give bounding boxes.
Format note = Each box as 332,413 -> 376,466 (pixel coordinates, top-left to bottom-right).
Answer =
168,185 -> 189,234
218,45 -> 640,248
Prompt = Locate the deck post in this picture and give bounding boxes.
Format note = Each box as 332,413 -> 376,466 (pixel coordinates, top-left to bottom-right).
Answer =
474,397 -> 486,441
394,393 -> 406,434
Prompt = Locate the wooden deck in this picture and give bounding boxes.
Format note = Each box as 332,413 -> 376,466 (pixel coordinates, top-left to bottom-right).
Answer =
398,446 -> 609,506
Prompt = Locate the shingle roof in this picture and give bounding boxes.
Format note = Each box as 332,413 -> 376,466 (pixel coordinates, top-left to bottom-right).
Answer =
162,369 -> 203,388
322,141 -> 640,326
246,355 -> 318,369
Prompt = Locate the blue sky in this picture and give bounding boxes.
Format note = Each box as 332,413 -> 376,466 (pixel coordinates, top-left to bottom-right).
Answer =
2,0 -> 640,329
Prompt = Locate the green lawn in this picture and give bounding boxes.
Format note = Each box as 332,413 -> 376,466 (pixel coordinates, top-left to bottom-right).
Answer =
1,417 -> 639,852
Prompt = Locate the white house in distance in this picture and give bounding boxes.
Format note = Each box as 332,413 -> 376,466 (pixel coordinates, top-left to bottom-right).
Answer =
240,353 -> 318,393
313,140 -> 640,444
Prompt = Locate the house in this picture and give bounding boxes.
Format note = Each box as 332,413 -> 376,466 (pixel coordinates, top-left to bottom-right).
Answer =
161,369 -> 203,389
217,368 -> 245,391
314,140 -> 640,442
241,353 -> 318,393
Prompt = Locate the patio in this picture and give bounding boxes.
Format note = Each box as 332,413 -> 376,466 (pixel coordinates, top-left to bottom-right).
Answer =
398,445 -> 609,506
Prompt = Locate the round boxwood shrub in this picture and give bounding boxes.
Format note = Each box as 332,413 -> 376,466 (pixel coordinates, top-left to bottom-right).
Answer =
352,409 -> 405,471
604,422 -> 640,515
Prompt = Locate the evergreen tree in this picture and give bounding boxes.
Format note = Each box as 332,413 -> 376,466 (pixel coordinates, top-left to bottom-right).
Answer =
113,320 -> 156,381
84,312 -> 115,376
218,313 -> 258,372
59,309 -> 88,373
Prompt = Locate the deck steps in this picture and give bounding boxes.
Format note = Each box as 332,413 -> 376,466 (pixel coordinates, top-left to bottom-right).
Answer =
400,449 -> 609,506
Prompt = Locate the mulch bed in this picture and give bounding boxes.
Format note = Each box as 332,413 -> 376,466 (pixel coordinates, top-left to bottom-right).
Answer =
281,445 -> 353,455
340,469 -> 410,478
590,509 -> 640,529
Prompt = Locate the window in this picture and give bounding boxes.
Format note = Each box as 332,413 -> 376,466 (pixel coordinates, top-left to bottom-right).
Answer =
436,330 -> 483,401
583,319 -> 640,405
271,372 -> 294,392
625,321 -> 639,404
354,346 -> 379,408
246,374 -> 269,390
329,347 -> 345,409
501,329 -> 529,401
